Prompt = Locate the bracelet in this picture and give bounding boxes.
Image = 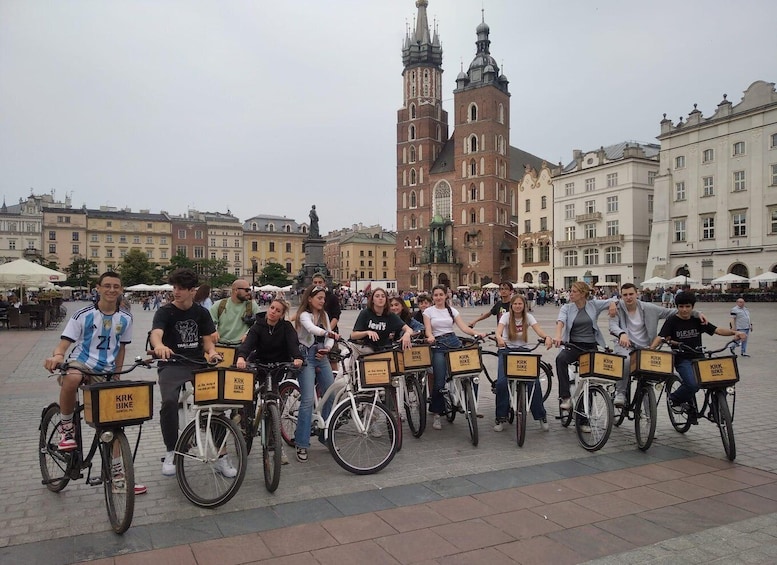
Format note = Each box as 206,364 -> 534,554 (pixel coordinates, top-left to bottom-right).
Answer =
52,353 -> 64,357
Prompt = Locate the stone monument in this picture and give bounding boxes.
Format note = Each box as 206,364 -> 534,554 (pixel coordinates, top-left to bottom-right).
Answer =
301,204 -> 328,288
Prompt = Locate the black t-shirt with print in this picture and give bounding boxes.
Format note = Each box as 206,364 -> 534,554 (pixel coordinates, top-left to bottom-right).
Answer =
152,303 -> 217,360
353,309 -> 406,349
489,300 -> 511,322
658,315 -> 717,360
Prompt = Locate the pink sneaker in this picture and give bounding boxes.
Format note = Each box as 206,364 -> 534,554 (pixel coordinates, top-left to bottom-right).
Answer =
58,423 -> 77,451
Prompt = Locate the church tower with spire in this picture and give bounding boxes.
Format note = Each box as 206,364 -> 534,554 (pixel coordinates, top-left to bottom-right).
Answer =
395,0 -> 448,291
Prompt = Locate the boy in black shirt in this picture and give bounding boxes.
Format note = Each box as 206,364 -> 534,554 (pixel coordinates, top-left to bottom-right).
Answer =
470,281 -> 514,329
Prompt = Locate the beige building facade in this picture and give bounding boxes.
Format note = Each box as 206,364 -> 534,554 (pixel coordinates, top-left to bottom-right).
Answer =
515,164 -> 554,286
242,215 -> 307,278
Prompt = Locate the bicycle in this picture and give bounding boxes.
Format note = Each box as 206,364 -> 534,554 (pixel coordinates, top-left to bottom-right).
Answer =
662,339 -> 741,461
39,358 -> 156,534
433,336 -> 488,446
241,361 -> 296,492
611,347 -> 675,451
397,336 -> 433,438
278,338 -> 400,474
162,353 -> 249,508
500,339 -> 549,447
558,342 -> 624,452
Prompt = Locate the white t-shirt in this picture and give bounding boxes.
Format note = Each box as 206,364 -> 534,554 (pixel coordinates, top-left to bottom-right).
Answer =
625,307 -> 650,348
424,305 -> 459,337
498,312 -> 537,348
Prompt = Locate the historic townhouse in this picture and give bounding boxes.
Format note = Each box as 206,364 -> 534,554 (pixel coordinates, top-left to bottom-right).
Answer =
646,81 -> 777,283
553,143 -> 659,289
41,206 -> 87,270
395,0 -> 546,291
187,210 -> 243,278
2,193 -> 68,264
242,214 -> 307,279
515,164 -> 554,287
170,215 -> 208,263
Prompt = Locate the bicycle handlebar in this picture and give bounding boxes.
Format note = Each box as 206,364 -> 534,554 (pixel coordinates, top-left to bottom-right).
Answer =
145,351 -> 220,367
498,338 -> 547,353
662,338 -> 740,357
57,356 -> 156,378
559,341 -> 612,354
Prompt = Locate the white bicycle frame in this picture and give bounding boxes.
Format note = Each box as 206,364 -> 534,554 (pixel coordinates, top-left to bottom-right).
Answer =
176,382 -> 244,462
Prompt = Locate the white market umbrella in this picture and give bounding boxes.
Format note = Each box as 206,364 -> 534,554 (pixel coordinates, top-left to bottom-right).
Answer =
641,276 -> 668,287
482,282 -> 500,289
258,284 -> 282,292
750,271 -> 777,283
594,281 -> 619,287
512,282 -> 530,289
665,275 -> 699,285
710,273 -> 749,285
280,285 -> 292,292
0,258 -> 67,286
125,283 -> 155,291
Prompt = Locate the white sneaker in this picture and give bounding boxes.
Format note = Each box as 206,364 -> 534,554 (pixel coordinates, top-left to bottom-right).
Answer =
614,393 -> 626,408
539,417 -> 549,432
162,451 -> 175,476
432,415 -> 442,430
281,447 -> 289,465
214,455 -> 237,478
493,422 -> 504,432
559,398 -> 572,410
579,424 -> 592,434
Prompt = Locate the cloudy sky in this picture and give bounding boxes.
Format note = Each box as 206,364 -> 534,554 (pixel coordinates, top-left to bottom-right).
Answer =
1,0 -> 775,234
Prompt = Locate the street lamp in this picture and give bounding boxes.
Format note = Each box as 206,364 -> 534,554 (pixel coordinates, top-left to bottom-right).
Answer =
251,258 -> 258,292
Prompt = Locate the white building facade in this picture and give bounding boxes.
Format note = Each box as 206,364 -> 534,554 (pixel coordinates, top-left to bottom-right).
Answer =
553,142 -> 659,290
645,81 -> 777,283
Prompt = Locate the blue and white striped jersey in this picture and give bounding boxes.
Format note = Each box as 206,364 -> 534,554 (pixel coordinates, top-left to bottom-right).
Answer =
62,305 -> 133,373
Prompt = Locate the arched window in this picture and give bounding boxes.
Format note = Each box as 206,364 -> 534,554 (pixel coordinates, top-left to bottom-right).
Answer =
433,181 -> 452,220
498,103 -> 504,124
436,125 -> 441,141
404,238 -> 411,248
268,223 -> 275,232
415,236 -> 422,247
409,145 -> 416,163
470,159 -> 477,176
410,214 -> 417,229
410,191 -> 417,208
284,224 -> 291,233
251,222 -> 257,231
470,209 -> 477,224
730,263 -> 749,278
469,103 -> 478,122
605,246 -> 622,264
410,104 -> 416,119
470,135 -> 478,153
410,169 -> 417,185
583,248 -> 599,266
563,250 -> 578,267
408,125 -> 415,141
410,253 -> 417,266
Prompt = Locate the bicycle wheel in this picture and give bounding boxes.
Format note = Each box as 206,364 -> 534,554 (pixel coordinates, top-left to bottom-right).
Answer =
404,374 -> 426,438
328,396 -> 398,475
559,399 -> 573,428
575,385 -> 613,452
383,386 -> 403,452
39,404 -> 72,493
665,376 -> 692,433
175,412 -> 247,508
714,390 -> 736,461
278,381 -> 300,446
444,385 -> 457,423
238,404 -> 256,455
612,384 -> 627,427
634,385 -> 657,452
515,382 -> 527,447
262,402 -> 283,492
102,430 -> 135,534
461,379 -> 478,446
539,362 -> 553,402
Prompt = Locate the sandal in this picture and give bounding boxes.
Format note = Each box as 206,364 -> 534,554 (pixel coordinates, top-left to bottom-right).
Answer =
296,447 -> 308,462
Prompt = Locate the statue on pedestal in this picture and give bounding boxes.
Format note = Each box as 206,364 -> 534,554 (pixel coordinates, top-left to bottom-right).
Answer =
309,205 -> 320,239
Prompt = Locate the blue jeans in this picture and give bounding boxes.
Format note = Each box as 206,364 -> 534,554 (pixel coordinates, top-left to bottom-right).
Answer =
737,329 -> 750,355
430,333 -> 462,414
496,348 -> 546,421
294,344 -> 335,448
670,358 -> 699,404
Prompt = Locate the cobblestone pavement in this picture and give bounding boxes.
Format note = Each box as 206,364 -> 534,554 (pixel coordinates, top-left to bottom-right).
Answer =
1,299 -> 776,563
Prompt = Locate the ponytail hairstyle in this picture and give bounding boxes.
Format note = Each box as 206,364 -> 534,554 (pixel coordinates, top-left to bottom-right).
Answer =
431,284 -> 455,320
506,294 -> 529,343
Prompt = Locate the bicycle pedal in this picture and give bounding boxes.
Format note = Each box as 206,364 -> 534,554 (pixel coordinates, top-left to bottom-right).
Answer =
87,477 -> 102,486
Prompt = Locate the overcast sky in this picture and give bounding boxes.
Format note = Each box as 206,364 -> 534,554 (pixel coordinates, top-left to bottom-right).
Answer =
1,0 -> 775,234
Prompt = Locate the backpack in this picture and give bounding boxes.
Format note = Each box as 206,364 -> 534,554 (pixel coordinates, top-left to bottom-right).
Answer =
216,298 -> 253,321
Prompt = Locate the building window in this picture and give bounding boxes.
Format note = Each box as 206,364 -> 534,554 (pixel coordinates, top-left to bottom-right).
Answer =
411,214 -> 418,229
675,155 -> 685,169
770,208 -> 777,234
702,216 -> 715,240
146,250 -> 153,259
106,248 -> 113,258
210,238 -> 216,246
525,199 -> 530,213
410,169 -> 417,185
584,223 -> 596,239
606,196 -> 618,213
234,239 -> 239,248
222,238 -> 227,247
648,171 -> 657,186
583,248 -> 599,265
176,245 -> 187,256
146,236 -> 153,244
733,141 -> 745,156
433,181 -> 452,220
565,226 -> 576,241
772,164 -> 777,186
540,217 -> 548,231
564,182 -> 575,196
410,104 -> 416,119
48,243 -> 56,254
48,231 -> 56,240
106,220 -> 111,227
119,235 -> 127,244
648,194 -> 654,213
133,236 -> 140,244
541,195 -> 547,209
524,219 -> 531,233
269,242 -> 275,252
702,176 -> 714,197
469,104 -> 477,121
194,246 -> 204,259
91,234 -> 99,242
732,211 -> 747,237
523,245 -> 533,263
251,241 -> 257,252
771,133 -> 777,148
178,229 -> 186,239
470,160 -> 477,176
673,218 -> 686,242
585,200 -> 596,214
408,125 -> 415,140
8,240 -> 16,250
606,220 -> 619,236
72,244 -> 79,255
195,230 -> 203,239
147,223 -> 152,229
91,248 -> 98,258
564,203 -> 575,220
71,232 -> 79,241
733,170 -> 746,192
606,173 -> 618,187
702,148 -> 714,163
675,182 -> 686,201
285,242 -> 292,253
234,252 -> 240,262
604,246 -> 621,264
539,244 -> 550,262
160,250 -> 167,259
563,250 -> 578,267
469,135 -> 478,152
470,186 -> 477,201
585,178 -> 595,192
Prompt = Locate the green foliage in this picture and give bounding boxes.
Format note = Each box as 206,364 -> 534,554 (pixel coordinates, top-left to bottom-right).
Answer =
118,249 -> 159,286
260,262 -> 291,286
65,258 -> 99,287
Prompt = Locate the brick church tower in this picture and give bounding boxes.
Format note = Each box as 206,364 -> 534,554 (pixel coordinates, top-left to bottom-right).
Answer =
396,2 -> 541,292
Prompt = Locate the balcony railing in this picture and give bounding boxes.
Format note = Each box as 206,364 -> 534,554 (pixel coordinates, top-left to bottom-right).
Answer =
555,234 -> 624,248
575,212 -> 602,223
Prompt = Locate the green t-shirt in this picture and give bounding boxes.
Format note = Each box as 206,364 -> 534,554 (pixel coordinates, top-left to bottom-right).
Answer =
209,298 -> 260,344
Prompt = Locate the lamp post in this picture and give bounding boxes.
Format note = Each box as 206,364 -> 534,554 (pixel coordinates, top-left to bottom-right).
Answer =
352,271 -> 358,293
251,258 -> 257,293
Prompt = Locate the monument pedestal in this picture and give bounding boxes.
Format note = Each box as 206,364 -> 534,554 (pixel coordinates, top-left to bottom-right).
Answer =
302,237 -> 327,288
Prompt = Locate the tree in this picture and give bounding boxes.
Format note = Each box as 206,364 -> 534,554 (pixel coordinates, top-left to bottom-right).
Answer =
65,257 -> 99,287
119,249 -> 158,286
260,262 -> 291,287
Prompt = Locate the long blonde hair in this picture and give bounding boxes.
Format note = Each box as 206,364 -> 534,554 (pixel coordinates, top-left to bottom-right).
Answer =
506,294 -> 529,343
